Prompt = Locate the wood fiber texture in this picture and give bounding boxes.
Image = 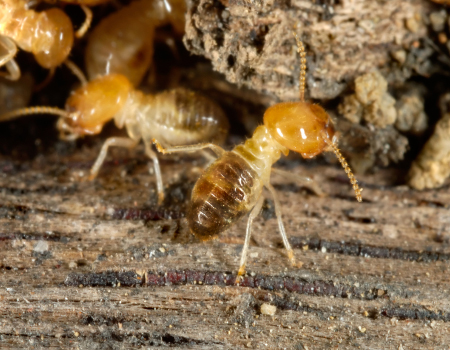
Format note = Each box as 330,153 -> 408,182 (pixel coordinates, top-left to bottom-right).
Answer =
184,0 -> 437,101
0,135 -> 450,349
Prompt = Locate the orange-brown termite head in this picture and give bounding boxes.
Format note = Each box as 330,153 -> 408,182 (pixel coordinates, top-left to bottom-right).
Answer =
264,102 -> 335,158
0,73 -> 132,140
32,8 -> 74,69
63,74 -> 133,136
264,32 -> 362,202
0,2 -> 74,69
0,0 -> 94,81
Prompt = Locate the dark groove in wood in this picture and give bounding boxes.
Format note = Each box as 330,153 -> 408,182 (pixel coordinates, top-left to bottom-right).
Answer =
289,236 -> 450,262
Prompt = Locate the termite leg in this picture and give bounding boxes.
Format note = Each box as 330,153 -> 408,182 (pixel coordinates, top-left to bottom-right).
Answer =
199,149 -> 218,164
0,36 -> 17,66
75,5 -> 93,39
89,137 -> 138,180
144,142 -> 164,205
153,139 -> 226,158
0,59 -> 20,81
265,183 -> 297,267
271,168 -> 325,197
236,195 -> 265,283
0,36 -> 20,81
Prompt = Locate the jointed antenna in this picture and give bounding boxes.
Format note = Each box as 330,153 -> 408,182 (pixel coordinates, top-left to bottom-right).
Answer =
327,140 -> 363,202
0,106 -> 68,123
293,32 -> 307,102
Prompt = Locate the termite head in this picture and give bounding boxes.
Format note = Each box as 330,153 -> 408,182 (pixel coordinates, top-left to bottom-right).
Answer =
33,8 -> 74,68
0,74 -> 133,140
63,74 -> 133,136
264,31 -> 362,202
264,31 -> 334,158
264,101 -> 335,158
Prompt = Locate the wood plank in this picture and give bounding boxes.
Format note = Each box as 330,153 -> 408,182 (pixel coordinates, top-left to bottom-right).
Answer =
1,139 -> 449,349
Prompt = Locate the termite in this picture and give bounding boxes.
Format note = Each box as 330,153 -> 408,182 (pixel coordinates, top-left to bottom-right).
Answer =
85,0 -> 186,86
0,73 -> 229,204
153,33 -> 363,278
43,0 -> 110,4
0,0 -> 93,80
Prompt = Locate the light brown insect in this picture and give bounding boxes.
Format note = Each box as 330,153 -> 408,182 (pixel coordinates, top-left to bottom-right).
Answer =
154,33 -> 362,279
0,73 -> 229,204
85,0 -> 186,86
44,0 -> 110,4
0,0 -> 93,80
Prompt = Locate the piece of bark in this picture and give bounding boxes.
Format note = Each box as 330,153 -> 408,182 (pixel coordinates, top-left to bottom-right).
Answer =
184,0 -> 437,101
1,135 -> 450,349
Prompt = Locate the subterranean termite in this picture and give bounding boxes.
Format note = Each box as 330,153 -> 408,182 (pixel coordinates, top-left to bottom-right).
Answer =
0,73 -> 229,204
0,0 -> 93,80
153,33 -> 363,279
85,0 -> 186,86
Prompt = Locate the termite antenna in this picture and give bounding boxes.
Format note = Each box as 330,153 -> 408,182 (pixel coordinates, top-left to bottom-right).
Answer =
332,144 -> 363,202
0,106 -> 69,123
293,31 -> 307,102
75,5 -> 93,39
324,136 -> 363,202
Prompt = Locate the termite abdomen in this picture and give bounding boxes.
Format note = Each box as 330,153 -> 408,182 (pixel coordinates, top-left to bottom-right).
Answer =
149,88 -> 229,146
187,152 -> 260,241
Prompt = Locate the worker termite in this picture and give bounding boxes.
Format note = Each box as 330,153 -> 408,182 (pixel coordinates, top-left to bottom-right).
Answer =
0,73 -> 229,204
85,0 -> 186,86
153,33 -> 363,278
0,0 -> 93,80
43,0 -> 110,4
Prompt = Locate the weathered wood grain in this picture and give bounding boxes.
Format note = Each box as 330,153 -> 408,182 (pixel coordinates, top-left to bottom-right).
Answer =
1,136 -> 450,349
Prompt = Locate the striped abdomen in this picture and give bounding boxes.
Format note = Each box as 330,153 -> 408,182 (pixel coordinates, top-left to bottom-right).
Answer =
142,88 -> 229,146
187,152 -> 262,241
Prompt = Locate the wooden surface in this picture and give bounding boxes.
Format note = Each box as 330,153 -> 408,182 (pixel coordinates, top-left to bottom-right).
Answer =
1,134 -> 450,349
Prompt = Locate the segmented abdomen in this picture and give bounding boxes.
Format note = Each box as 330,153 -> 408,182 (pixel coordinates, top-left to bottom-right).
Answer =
85,0 -> 155,86
149,88 -> 229,146
187,152 -> 262,241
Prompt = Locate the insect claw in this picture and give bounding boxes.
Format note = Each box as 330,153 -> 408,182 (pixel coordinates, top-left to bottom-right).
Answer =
157,192 -> 165,206
235,265 -> 246,284
152,138 -> 165,154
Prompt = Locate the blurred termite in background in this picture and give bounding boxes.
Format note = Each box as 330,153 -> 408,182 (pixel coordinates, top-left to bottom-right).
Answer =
0,0 -> 97,80
85,0 -> 186,86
